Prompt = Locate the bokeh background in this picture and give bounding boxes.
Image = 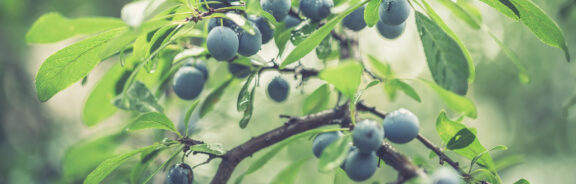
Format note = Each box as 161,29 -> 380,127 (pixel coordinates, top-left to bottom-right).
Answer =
1,0 -> 576,183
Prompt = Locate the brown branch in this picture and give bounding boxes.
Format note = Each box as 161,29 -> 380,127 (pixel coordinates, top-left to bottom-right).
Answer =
210,104 -> 351,184
377,143 -> 426,181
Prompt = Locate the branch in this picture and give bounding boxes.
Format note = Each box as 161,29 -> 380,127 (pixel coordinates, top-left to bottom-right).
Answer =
356,101 -> 469,177
210,104 -> 350,184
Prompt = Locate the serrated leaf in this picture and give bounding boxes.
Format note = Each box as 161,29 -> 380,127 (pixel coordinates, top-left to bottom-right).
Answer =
270,158 -> 309,184
114,81 -> 164,113
421,80 -> 477,118
510,0 -> 571,62
446,128 -> 476,150
200,77 -> 234,118
189,143 -> 226,155
84,145 -> 161,184
436,112 -> 497,173
364,0 -> 382,27
62,134 -> 125,180
26,12 -> 126,44
128,112 -> 180,136
318,134 -> 352,172
415,12 -> 469,95
302,84 -> 331,115
82,63 -> 126,126
281,1 -> 368,68
478,0 -> 520,20
35,28 -> 127,102
319,62 -> 363,99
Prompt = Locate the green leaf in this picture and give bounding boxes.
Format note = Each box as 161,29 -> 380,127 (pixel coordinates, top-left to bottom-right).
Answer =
200,77 -> 234,118
471,168 -> 502,184
487,32 -> 530,84
84,144 -> 161,184
416,0 -> 475,84
114,81 -> 164,113
280,1 -> 368,68
302,84 -> 331,115
62,134 -> 125,180
128,112 -> 180,136
435,0 -> 481,29
183,100 -> 200,137
415,12 -> 470,95
130,145 -> 168,184
270,158 -> 309,184
189,143 -> 226,155
235,127 -> 344,183
421,80 -> 477,118
446,128 -> 476,150
239,77 -> 257,129
82,63 -> 127,126
514,179 -> 530,184
318,134 -> 352,172
274,24 -> 293,56
333,168 -> 351,184
366,55 -> 392,78
364,0 -> 382,27
385,79 -> 421,102
436,112 -> 497,173
26,12 -> 126,44
35,28 -> 127,102
290,22 -> 318,45
470,145 -> 508,173
237,74 -> 256,111
478,0 -> 520,20
315,36 -> 332,59
510,0 -> 571,62
319,62 -> 363,99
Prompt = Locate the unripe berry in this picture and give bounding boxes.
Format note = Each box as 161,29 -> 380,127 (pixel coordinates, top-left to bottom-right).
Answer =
312,131 -> 343,158
352,119 -> 384,153
382,108 -> 420,144
207,26 -> 239,61
165,163 -> 193,184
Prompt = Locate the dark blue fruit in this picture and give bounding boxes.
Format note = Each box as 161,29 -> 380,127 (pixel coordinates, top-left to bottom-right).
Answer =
382,108 -> 419,144
228,63 -> 251,78
343,149 -> 378,182
283,15 -> 301,28
343,6 -> 366,31
378,0 -> 410,25
376,20 -> 405,39
352,119 -> 384,153
267,76 -> 290,102
184,60 -> 209,80
312,131 -> 343,158
165,163 -> 193,184
261,0 -> 291,21
431,167 -> 461,184
207,26 -> 239,61
249,17 -> 274,44
201,0 -> 237,9
299,0 -> 334,21
173,66 -> 205,100
208,18 -> 238,32
237,24 -> 262,56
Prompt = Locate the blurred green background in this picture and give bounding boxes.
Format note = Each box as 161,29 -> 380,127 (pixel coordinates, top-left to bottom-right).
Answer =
1,0 -> 576,183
